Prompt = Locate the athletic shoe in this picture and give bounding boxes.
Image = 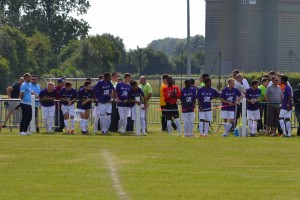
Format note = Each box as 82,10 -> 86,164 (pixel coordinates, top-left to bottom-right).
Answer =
47,129 -> 54,133
142,132 -> 147,136
203,134 -> 208,137
250,133 -> 256,137
36,127 -> 40,133
134,133 -> 140,136
26,132 -> 32,135
222,133 -> 229,137
19,132 -> 27,136
71,130 -> 76,134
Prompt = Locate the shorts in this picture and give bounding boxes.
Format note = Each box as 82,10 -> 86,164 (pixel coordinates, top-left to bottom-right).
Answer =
220,110 -> 235,120
199,110 -> 212,122
61,104 -> 75,116
131,105 -> 145,120
7,101 -> 19,111
118,107 -> 131,119
165,103 -> 179,119
77,108 -> 90,113
182,112 -> 195,122
247,109 -> 260,120
98,103 -> 112,116
41,106 -> 55,118
279,109 -> 292,119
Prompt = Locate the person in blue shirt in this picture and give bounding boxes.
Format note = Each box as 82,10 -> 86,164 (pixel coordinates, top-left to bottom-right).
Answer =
19,73 -> 33,135
29,75 -> 41,132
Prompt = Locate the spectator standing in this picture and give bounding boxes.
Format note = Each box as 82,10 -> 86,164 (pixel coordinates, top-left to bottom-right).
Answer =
293,83 -> 300,136
29,75 -> 41,132
139,76 -> 152,132
265,76 -> 283,136
19,73 -> 32,135
39,82 -> 56,133
1,77 -> 24,129
257,78 -> 269,132
54,79 -> 65,132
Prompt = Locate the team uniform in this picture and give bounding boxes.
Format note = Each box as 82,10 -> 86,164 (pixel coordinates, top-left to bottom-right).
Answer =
39,88 -> 56,132
279,85 -> 293,137
246,88 -> 261,136
128,88 -> 145,135
163,85 -> 181,135
94,80 -> 114,133
60,87 -> 77,131
197,87 -> 220,136
116,82 -> 131,133
220,87 -> 242,136
181,87 -> 196,137
77,88 -> 94,132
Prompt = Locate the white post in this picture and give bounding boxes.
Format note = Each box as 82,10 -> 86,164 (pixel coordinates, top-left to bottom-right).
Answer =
241,98 -> 247,137
135,97 -> 141,135
30,95 -> 36,133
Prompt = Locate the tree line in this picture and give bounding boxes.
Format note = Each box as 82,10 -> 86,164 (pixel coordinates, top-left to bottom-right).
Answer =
0,0 -> 205,92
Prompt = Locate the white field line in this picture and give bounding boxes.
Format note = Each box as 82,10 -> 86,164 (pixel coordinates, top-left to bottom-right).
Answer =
102,149 -> 129,200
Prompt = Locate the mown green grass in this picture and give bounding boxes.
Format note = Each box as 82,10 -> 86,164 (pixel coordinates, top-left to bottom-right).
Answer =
0,125 -> 300,200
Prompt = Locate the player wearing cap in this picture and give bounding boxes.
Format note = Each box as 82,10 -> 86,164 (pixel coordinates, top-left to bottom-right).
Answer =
197,78 -> 220,137
163,76 -> 181,135
60,81 -> 77,134
39,82 -> 57,133
180,79 -> 196,137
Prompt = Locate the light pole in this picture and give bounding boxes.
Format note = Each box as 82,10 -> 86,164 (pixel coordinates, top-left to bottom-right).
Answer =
187,0 -> 191,78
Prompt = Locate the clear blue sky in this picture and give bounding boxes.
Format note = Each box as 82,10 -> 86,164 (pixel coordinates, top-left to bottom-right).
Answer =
77,0 -> 206,50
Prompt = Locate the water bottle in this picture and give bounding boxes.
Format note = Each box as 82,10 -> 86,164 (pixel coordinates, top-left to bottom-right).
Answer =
234,128 -> 239,137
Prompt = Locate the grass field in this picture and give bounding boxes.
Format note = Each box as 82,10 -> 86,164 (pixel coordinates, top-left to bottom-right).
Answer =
1,124 -> 300,200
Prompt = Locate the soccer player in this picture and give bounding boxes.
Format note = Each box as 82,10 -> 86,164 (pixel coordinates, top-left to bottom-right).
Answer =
220,78 -> 244,137
163,76 -> 181,135
245,80 -> 261,137
116,73 -> 132,134
39,82 -> 56,133
180,79 -> 196,137
197,78 -> 220,137
60,81 -> 77,134
279,75 -> 293,137
94,72 -> 115,134
128,80 -> 146,135
77,81 -> 94,134
159,74 -> 169,131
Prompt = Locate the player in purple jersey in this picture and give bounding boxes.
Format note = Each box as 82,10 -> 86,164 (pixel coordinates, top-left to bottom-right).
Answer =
245,80 -> 261,137
94,72 -> 115,134
279,75 -> 293,137
77,81 -> 94,134
197,78 -> 220,137
128,80 -> 146,135
60,81 -> 77,134
116,73 -> 132,134
180,79 -> 196,137
39,82 -> 56,133
220,78 -> 244,137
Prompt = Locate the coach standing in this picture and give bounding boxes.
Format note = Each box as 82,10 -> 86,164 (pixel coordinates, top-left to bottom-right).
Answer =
19,73 -> 32,135
139,76 -> 152,132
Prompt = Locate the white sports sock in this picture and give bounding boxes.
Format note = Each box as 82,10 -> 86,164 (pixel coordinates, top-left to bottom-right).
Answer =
105,115 -> 111,132
64,120 -> 69,130
252,121 -> 257,134
279,119 -> 286,135
94,117 -> 99,132
184,119 -> 188,136
204,122 -> 209,135
224,123 -> 228,134
81,119 -> 86,131
167,120 -> 172,134
286,121 -> 291,136
248,120 -> 253,134
100,116 -> 105,132
44,119 -> 48,130
189,120 -> 194,136
141,117 -> 146,133
199,121 -> 204,135
174,118 -> 181,135
70,119 -> 75,130
226,123 -> 232,133
123,117 -> 128,132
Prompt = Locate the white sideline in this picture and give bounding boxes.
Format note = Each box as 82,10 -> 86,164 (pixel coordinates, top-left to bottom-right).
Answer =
102,149 -> 129,200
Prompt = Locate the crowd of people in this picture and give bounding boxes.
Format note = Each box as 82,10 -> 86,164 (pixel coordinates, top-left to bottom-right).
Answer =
1,70 -> 300,137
